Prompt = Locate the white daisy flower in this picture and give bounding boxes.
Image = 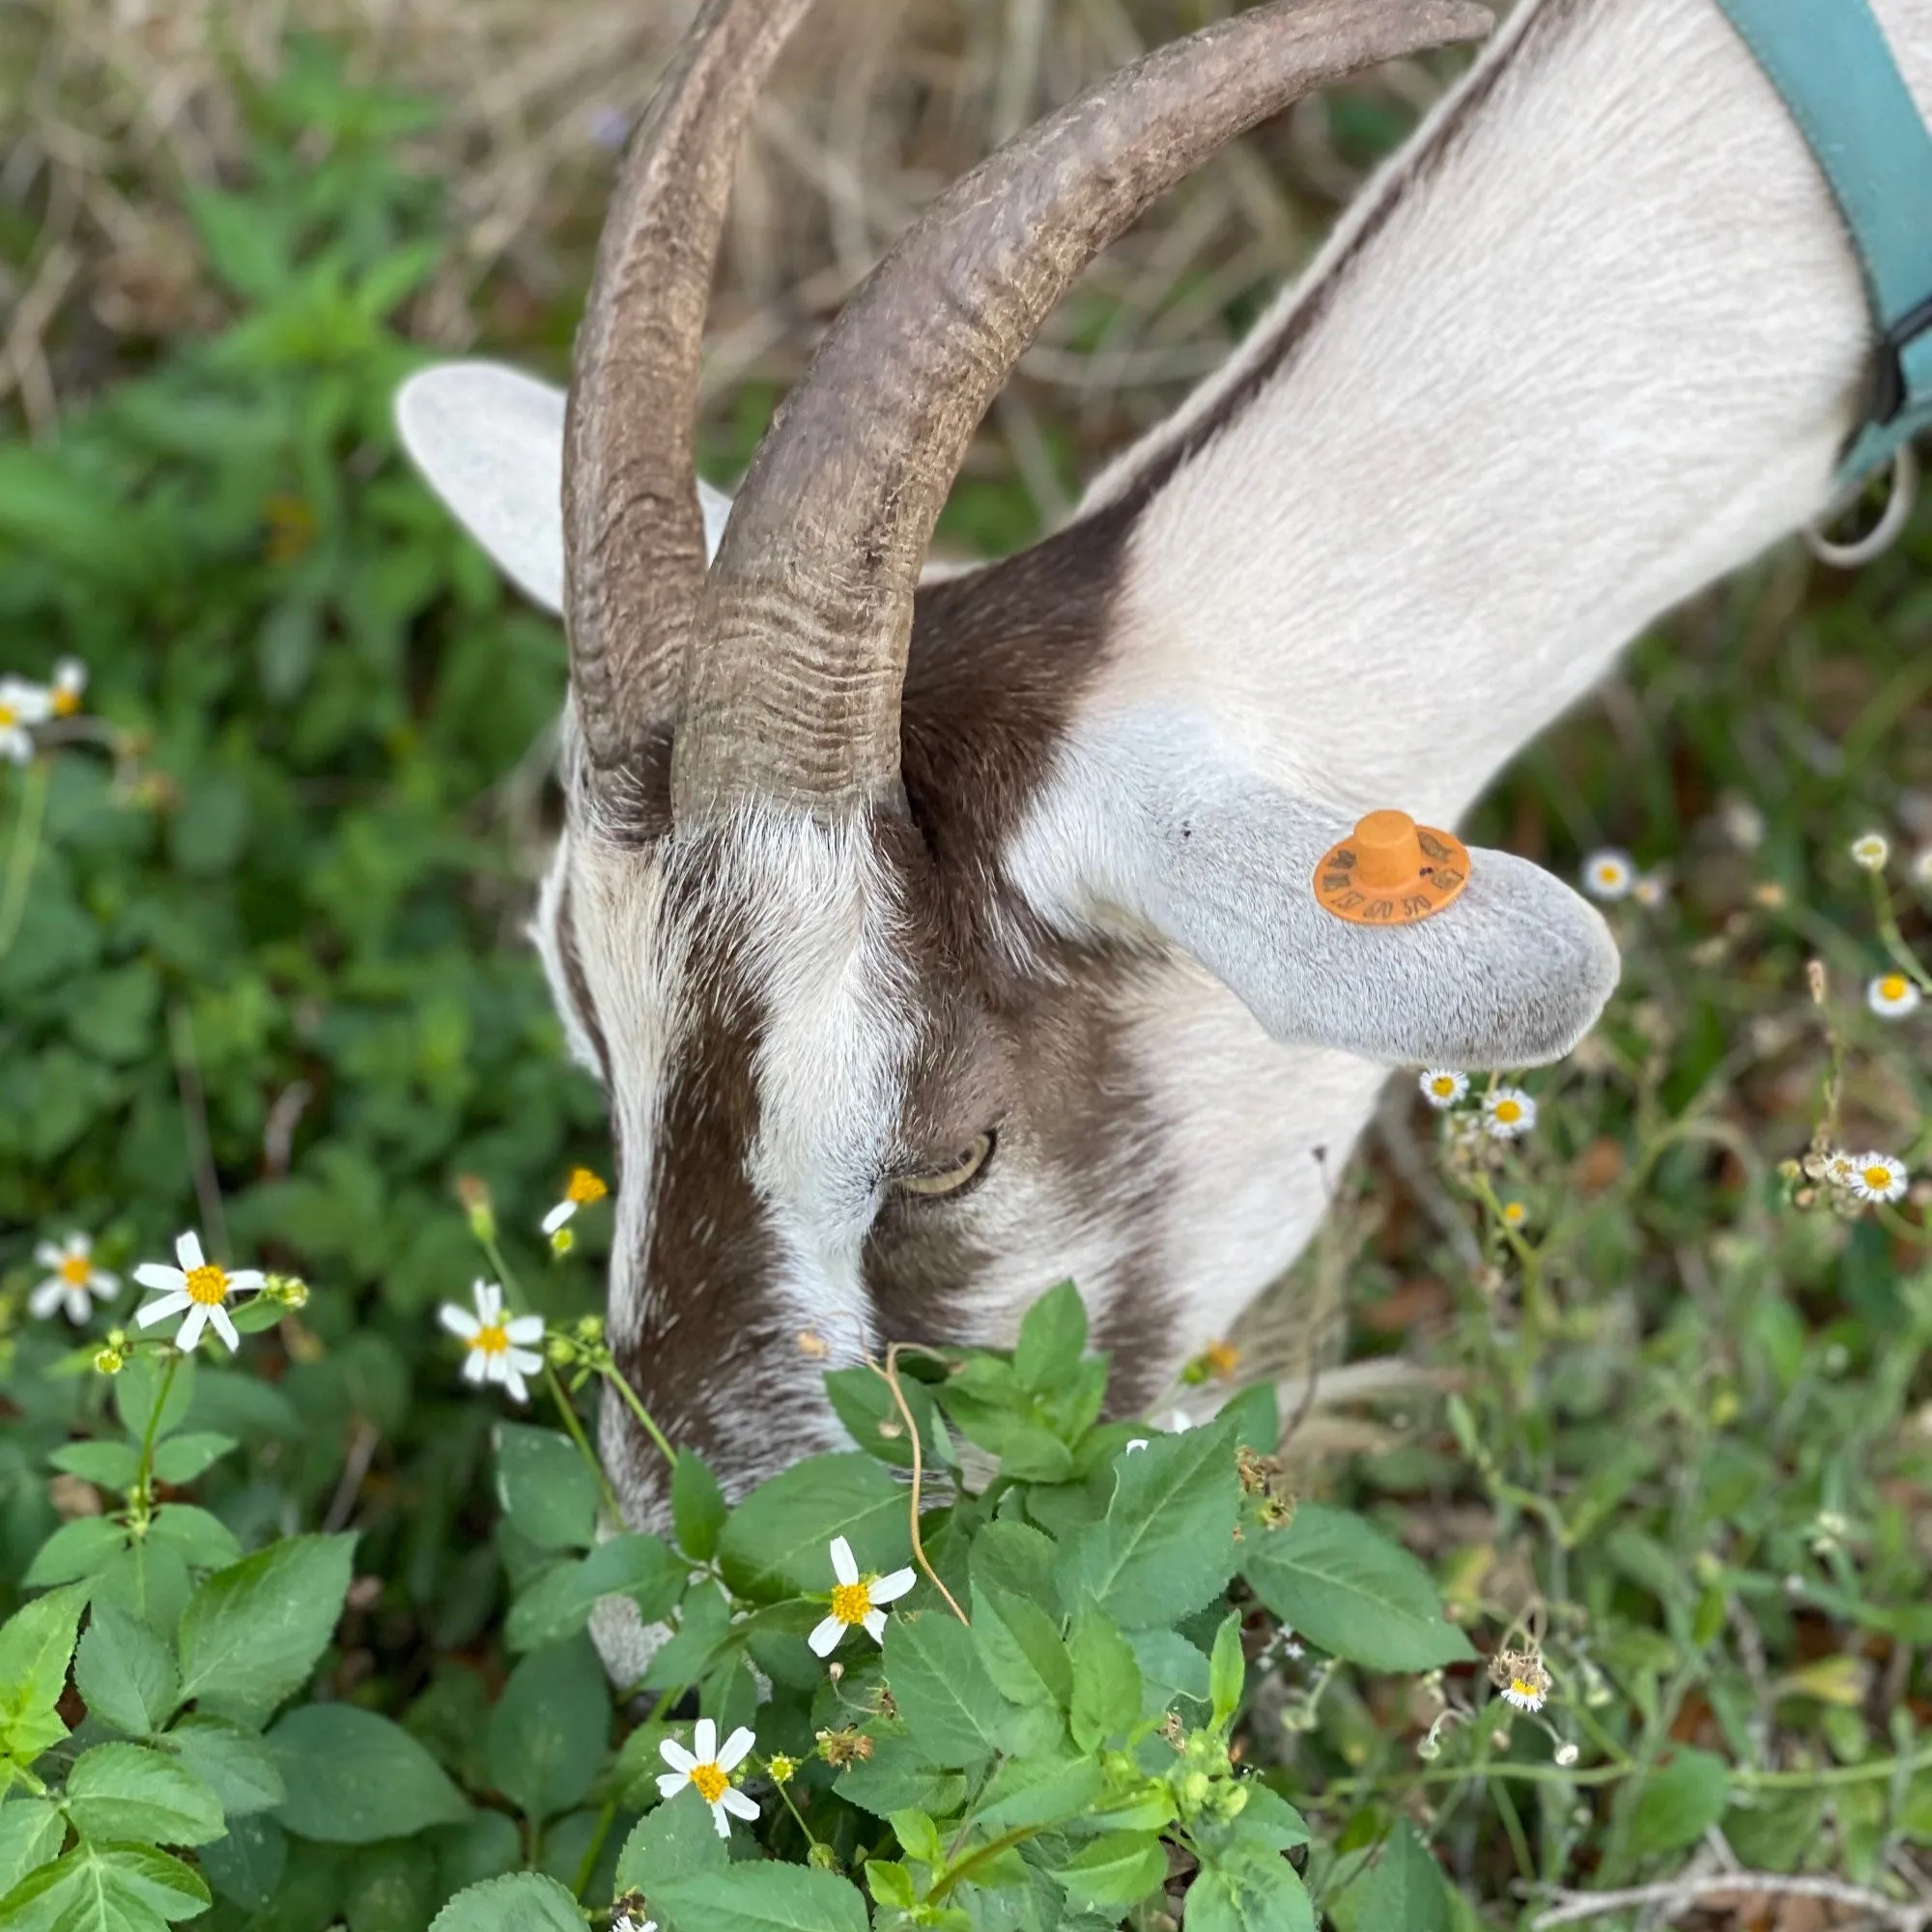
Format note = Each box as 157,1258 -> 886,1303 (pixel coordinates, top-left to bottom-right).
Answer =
807,1536 -> 917,1657
1581,849 -> 1634,901
438,1280 -> 545,1403
1847,1153 -> 1908,1205
1850,831 -> 1890,872
1867,973 -> 1922,1019
1492,1650 -> 1551,1713
657,1719 -> 759,1837
1483,1088 -> 1537,1139
613,1919 -> 657,1932
133,1231 -> 265,1353
540,1166 -> 609,1236
0,677 -> 52,765
1718,797 -> 1765,852
29,1234 -> 122,1325
1419,1068 -> 1467,1109
1823,1151 -> 1861,1190
1633,873 -> 1668,908
49,658 -> 87,718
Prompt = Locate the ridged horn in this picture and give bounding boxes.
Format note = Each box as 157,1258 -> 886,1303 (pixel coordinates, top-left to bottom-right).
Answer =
563,0 -> 817,780
675,0 -> 1492,813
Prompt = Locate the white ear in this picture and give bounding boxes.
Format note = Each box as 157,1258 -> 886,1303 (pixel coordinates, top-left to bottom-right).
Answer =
393,361 -> 733,613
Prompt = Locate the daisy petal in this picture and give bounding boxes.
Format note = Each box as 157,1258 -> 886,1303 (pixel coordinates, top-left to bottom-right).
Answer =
717,1727 -> 755,1773
829,1537 -> 859,1586
33,1242 -> 62,1269
656,1772 -> 688,1800
133,1264 -> 184,1293
869,1567 -> 917,1605
708,1802 -> 731,1838
175,1231 -> 206,1272
659,1740 -> 696,1775
808,1617 -> 844,1658
720,1788 -> 759,1822
90,1269 -> 122,1296
63,1288 -> 92,1324
138,1292 -> 191,1326
28,1281 -> 65,1321
439,1303 -> 481,1339
692,1719 -> 717,1765
473,1280 -> 501,1321
541,1200 -> 575,1236
210,1305 -> 241,1353
177,1304 -> 210,1352
505,1315 -> 546,1345
863,1609 -> 887,1644
506,1348 -> 545,1378
225,1270 -> 265,1293
500,1366 -> 530,1405
461,1350 -> 490,1384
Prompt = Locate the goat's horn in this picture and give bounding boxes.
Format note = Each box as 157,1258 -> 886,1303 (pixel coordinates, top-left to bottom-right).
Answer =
676,0 -> 1492,813
564,0 -> 815,779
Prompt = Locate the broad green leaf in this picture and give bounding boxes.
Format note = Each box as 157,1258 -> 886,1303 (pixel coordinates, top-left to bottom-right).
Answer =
973,1585 -> 1072,1715
269,1704 -> 469,1842
649,1861 -> 871,1932
973,1754 -> 1106,1833
0,1798 -> 64,1895
427,1870 -> 586,1932
341,1836 -> 440,1932
640,1583 -> 732,1693
823,1365 -> 942,1472
968,1520 -> 1060,1614
46,1443 -> 141,1492
614,1784 -> 728,1891
505,1534 -> 683,1652
197,1813 -> 287,1911
1058,1415 -> 1241,1629
0,1584 -> 89,1741
165,1716 -> 283,1815
146,1506 -> 242,1572
149,1434 -> 238,1486
492,1424 -> 598,1553
90,1542 -> 192,1642
0,1840 -> 210,1929
1350,1820 -> 1450,1932
114,1356 -> 195,1448
1626,1747 -> 1730,1857
1049,1830 -> 1168,1908
717,1454 -> 910,1600
1209,1610 -> 1246,1731
1013,1280 -> 1089,1392
1185,1855 -> 1315,1932
484,1635 -> 611,1820
175,1534 -> 355,1724
885,1611 -> 1020,1768
74,1605 -> 178,1737
671,1453 -> 727,1560
63,1743 -> 225,1846
1068,1611 -> 1142,1751
831,1730 -> 966,1821
1240,1505 -> 1476,1671
23,1519 -> 128,1588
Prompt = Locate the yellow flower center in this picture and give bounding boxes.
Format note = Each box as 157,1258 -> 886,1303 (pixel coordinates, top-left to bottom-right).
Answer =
185,1264 -> 229,1306
0,702 -> 14,727
1494,1100 -> 1521,1123
1879,975 -> 1908,1001
689,1762 -> 729,1804
1205,1340 -> 1241,1379
566,1168 -> 608,1206
51,688 -> 79,717
768,1754 -> 797,1783
1862,1166 -> 1893,1191
1430,1077 -> 1456,1097
1503,1205 -> 1525,1226
469,1322 -> 510,1356
60,1255 -> 93,1286
1510,1677 -> 1541,1701
831,1580 -> 874,1627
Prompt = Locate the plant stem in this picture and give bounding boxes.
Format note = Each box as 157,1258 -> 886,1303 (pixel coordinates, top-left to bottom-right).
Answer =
0,756 -> 51,967
928,1824 -> 1040,1903
570,1803 -> 616,1900
872,1345 -> 969,1626
128,1353 -> 182,1533
597,1362 -> 677,1470
547,1362 -> 621,1520
1871,872 -> 1932,991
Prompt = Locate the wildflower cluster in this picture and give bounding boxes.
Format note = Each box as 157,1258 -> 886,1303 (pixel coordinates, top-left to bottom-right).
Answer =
1579,846 -> 1667,906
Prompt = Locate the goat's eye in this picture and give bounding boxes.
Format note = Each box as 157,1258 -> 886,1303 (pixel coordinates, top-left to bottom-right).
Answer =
895,1132 -> 994,1199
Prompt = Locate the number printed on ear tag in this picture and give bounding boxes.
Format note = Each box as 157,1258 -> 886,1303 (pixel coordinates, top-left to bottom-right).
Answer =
1313,810 -> 1470,926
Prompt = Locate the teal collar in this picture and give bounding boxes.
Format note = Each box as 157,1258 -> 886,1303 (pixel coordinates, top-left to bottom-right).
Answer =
1713,0 -> 1932,491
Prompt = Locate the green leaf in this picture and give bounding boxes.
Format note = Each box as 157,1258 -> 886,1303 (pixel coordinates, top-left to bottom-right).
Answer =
649,1862 -> 871,1932
197,1812 -> 287,1911
973,1754 -> 1106,1833
831,1731 -> 965,1821
1239,1505 -> 1476,1672
671,1454 -> 728,1560
269,1704 -> 470,1843
149,1435 -> 238,1486
492,1424 -> 599,1553
885,1612 -> 1021,1768
505,1535 -> 684,1652
24,1518 -> 128,1588
1626,1747 -> 1731,1858
1058,1416 -> 1242,1629
89,1543 -> 192,1648
427,1870 -> 587,1932
0,1583 -> 89,1722
1209,1610 -> 1246,1731
114,1356 -> 195,1448
1013,1280 -> 1089,1392
63,1744 -> 224,1846
823,1366 -> 941,1472
186,187 -> 293,301
717,1453 -> 911,1601
1068,1611 -> 1142,1751
175,1534 -> 355,1724
0,1840 -> 210,1929
973,1585 -> 1072,1715
484,1635 -> 611,1820
165,1716 -> 283,1816
614,1784 -> 728,1891
74,1605 -> 179,1737
46,1443 -> 141,1492
0,1798 -> 65,1895
1350,1820 -> 1450,1932
146,1506 -> 243,1573
1125,1631 -> 1211,1718
1185,1855 -> 1315,1932
1049,1831 -> 1168,1908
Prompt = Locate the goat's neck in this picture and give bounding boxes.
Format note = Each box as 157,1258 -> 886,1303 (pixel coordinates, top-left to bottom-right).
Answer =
1097,0 -> 1930,819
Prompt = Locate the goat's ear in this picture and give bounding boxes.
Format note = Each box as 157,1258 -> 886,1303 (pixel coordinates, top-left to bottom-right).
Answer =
393,361 -> 732,612
1023,726 -> 1618,1068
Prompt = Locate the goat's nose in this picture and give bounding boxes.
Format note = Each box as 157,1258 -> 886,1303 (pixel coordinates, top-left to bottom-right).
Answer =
1314,809 -> 1471,926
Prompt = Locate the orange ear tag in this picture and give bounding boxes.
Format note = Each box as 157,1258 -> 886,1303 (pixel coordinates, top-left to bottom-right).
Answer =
1313,809 -> 1469,925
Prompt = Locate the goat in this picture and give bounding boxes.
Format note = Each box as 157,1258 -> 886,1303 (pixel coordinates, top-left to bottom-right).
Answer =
399,0 -> 1932,1676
